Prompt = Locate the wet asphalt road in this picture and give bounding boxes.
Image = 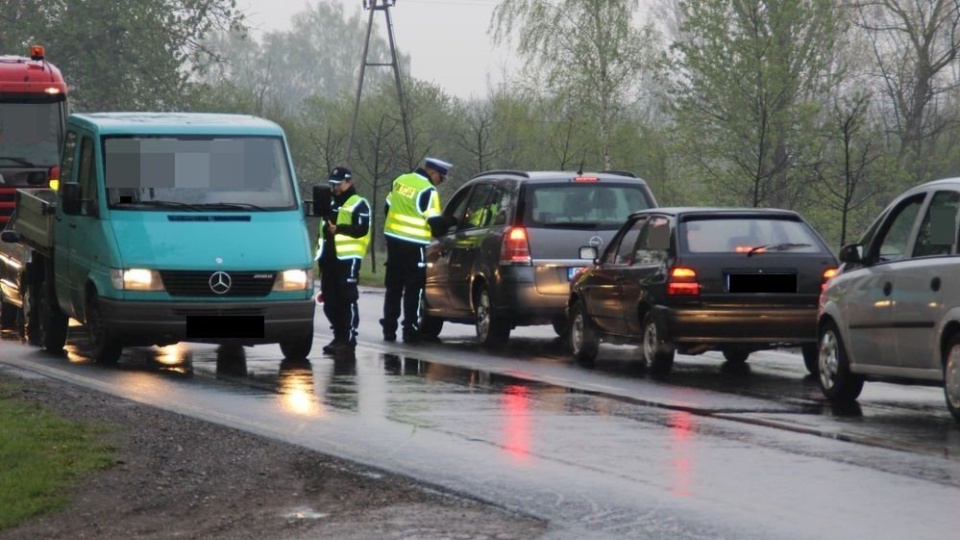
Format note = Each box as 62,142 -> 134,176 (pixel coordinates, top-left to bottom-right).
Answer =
2,286 -> 960,540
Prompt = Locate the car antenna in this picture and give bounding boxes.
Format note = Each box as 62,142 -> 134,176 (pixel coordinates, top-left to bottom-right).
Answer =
577,159 -> 584,175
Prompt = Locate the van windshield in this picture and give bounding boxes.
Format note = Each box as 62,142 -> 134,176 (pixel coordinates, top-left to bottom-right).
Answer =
525,183 -> 652,230
103,136 -> 297,210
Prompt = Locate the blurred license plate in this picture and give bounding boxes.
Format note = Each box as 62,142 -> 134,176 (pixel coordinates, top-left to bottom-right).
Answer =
568,267 -> 585,281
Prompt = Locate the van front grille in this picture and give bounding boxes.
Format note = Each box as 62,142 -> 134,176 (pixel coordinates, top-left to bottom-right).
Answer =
159,271 -> 276,297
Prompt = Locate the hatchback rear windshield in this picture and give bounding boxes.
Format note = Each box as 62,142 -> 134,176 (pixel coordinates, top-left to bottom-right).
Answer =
681,216 -> 824,254
525,183 -> 652,229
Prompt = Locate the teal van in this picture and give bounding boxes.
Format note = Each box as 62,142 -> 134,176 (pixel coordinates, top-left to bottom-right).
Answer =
7,113 -> 316,362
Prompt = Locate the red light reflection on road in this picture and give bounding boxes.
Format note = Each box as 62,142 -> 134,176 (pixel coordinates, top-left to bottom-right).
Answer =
501,385 -> 531,463
669,411 -> 694,497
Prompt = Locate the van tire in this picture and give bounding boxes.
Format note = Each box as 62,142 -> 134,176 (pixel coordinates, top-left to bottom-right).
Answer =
0,299 -> 17,330
86,293 -> 121,364
475,287 -> 509,348
280,335 -> 313,359
568,301 -> 598,366
817,321 -> 864,402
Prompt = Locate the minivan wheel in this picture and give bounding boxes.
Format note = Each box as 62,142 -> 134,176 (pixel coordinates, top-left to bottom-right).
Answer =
642,312 -> 674,375
568,301 -> 598,366
475,287 -> 509,347
943,335 -> 960,423
420,312 -> 443,339
86,293 -> 122,364
817,322 -> 864,402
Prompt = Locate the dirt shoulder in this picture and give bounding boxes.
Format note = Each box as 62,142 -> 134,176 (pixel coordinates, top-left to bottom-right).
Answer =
0,368 -> 547,540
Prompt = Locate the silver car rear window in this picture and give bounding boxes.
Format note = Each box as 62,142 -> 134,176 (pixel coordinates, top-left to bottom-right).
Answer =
682,216 -> 823,254
525,183 -> 652,229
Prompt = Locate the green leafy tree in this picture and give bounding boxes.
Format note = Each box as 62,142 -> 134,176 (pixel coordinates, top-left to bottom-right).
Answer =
669,0 -> 842,208
491,0 -> 660,170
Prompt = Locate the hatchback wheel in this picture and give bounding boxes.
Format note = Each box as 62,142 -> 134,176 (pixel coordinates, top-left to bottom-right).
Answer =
568,301 -> 598,366
475,287 -> 509,347
641,312 -> 674,375
817,322 -> 864,402
944,335 -> 960,423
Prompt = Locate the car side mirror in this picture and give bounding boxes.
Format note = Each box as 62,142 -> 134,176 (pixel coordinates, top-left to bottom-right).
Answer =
579,245 -> 598,261
838,243 -> 863,264
0,230 -> 20,243
61,183 -> 81,215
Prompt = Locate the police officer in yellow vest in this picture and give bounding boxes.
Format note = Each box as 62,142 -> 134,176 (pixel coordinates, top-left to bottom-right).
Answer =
317,166 -> 371,354
380,157 -> 454,343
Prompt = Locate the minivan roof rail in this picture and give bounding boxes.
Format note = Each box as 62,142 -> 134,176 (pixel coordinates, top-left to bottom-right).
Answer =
601,170 -> 637,178
472,170 -> 531,178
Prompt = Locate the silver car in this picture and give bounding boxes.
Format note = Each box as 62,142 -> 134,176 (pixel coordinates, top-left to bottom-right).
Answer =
817,178 -> 960,421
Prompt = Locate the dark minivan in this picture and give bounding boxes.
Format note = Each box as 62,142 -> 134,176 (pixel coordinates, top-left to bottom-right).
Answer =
422,170 -> 657,346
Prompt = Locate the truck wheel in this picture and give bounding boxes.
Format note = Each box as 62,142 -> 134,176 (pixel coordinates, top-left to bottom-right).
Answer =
280,335 -> 313,359
38,283 -> 68,353
86,293 -> 121,364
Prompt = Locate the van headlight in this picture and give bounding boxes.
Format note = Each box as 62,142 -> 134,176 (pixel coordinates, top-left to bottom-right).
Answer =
110,268 -> 165,291
273,269 -> 312,291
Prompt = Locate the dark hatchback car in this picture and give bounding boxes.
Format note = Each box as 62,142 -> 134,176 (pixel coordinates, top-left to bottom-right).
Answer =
567,207 -> 838,374
422,170 -> 657,346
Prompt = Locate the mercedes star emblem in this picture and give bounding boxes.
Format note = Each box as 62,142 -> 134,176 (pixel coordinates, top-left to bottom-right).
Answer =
208,271 -> 232,294
588,235 -> 604,249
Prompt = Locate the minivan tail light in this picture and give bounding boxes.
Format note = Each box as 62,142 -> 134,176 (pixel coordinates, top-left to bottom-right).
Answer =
668,266 -> 700,296
821,267 -> 838,292
501,227 -> 532,265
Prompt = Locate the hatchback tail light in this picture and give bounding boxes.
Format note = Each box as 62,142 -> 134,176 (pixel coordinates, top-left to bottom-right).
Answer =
821,267 -> 838,292
501,227 -> 532,265
668,266 -> 700,296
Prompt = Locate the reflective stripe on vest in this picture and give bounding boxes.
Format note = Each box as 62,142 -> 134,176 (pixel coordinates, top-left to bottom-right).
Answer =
383,172 -> 436,244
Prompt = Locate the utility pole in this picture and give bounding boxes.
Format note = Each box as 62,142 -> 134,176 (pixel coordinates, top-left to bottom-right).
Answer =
347,0 -> 414,169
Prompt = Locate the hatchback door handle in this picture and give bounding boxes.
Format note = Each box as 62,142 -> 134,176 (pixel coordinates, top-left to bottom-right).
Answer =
882,282 -> 892,296
931,277 -> 941,292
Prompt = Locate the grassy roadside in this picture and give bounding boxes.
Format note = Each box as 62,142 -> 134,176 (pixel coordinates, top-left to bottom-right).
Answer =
0,383 -> 114,531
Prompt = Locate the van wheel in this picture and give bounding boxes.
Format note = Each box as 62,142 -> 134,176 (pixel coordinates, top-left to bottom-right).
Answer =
38,282 -> 68,353
801,343 -> 819,375
721,347 -> 750,364
552,317 -> 569,338
944,335 -> 960,423
642,312 -> 674,375
86,293 -> 121,364
568,301 -> 598,366
475,287 -> 509,347
817,321 -> 864,402
280,334 -> 313,359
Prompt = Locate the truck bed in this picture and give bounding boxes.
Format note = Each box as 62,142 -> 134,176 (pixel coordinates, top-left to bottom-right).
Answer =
13,188 -> 56,254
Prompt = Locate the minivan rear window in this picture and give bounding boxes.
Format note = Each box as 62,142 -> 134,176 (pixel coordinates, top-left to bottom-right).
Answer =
525,183 -> 652,229
681,216 -> 824,254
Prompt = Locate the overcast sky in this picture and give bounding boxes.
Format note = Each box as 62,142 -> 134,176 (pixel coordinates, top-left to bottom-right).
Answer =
238,0 -> 518,100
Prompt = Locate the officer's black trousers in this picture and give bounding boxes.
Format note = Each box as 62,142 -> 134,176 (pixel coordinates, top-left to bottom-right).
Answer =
382,236 -> 426,335
320,257 -> 361,343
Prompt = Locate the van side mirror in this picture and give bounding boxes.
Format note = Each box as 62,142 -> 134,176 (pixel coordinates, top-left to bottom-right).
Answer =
61,183 -> 82,215
0,230 -> 20,243
838,243 -> 863,264
579,245 -> 598,261
312,184 -> 331,220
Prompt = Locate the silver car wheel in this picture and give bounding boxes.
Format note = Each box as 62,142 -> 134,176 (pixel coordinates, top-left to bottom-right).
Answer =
819,330 -> 839,391
475,290 -> 490,343
946,345 -> 960,410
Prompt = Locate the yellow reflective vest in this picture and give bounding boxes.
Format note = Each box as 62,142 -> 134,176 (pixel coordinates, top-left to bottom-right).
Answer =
383,172 -> 440,245
317,194 -> 371,260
